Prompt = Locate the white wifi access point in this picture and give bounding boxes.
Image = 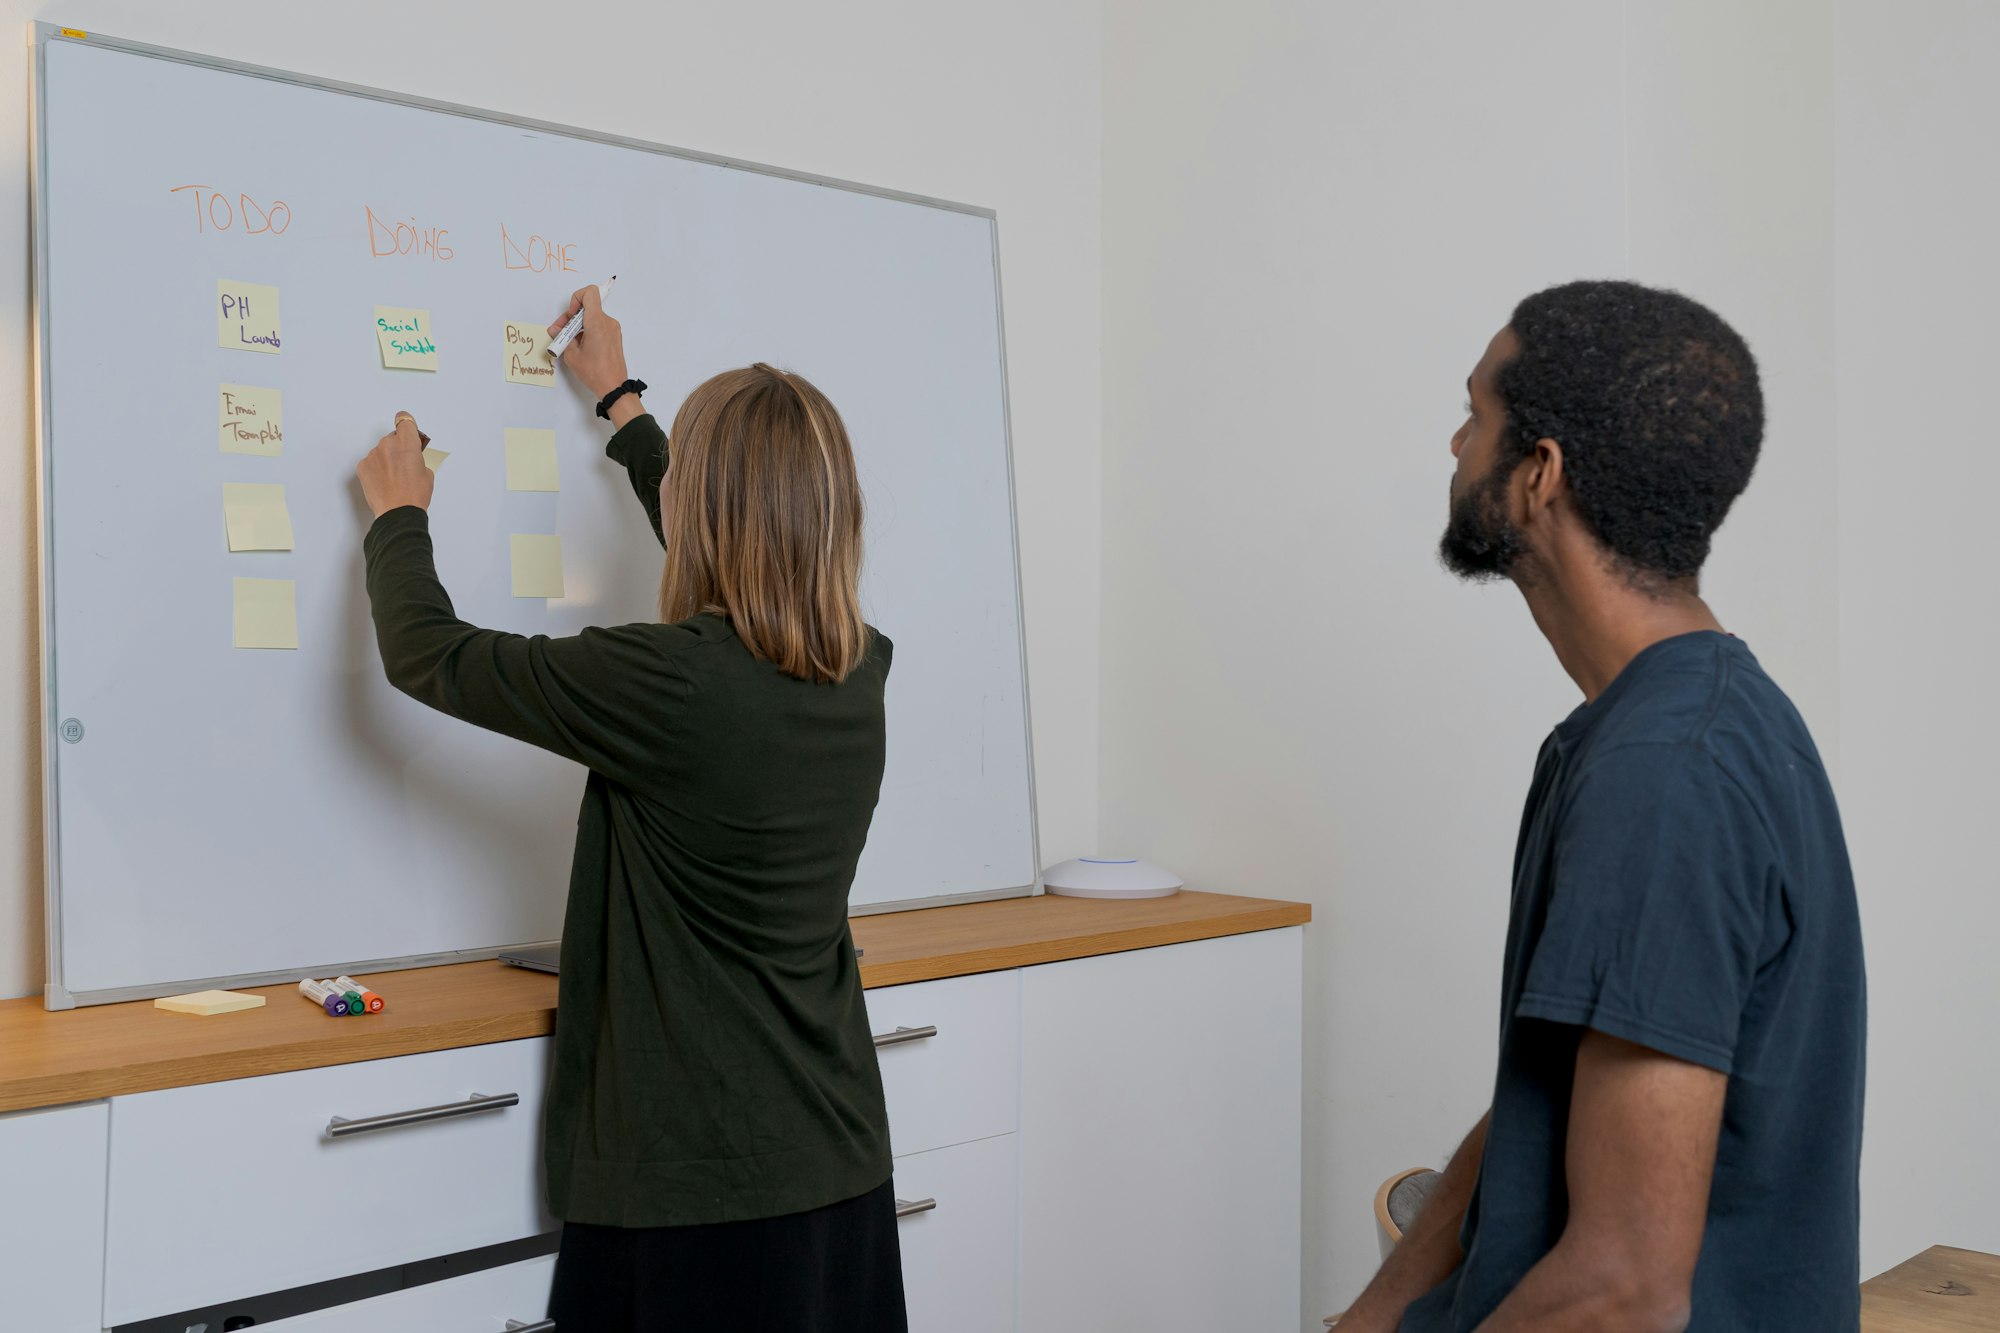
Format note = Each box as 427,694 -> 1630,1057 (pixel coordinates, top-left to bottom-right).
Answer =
1042,856 -> 1183,900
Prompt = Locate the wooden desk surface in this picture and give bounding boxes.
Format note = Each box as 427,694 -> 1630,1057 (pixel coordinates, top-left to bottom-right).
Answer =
1863,1246 -> 2000,1331
0,890 -> 1309,1114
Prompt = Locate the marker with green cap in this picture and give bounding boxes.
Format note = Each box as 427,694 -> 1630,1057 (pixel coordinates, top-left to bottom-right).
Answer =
333,976 -> 385,1015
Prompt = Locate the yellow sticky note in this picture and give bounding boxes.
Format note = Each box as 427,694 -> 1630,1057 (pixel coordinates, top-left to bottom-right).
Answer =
219,383 -> 283,456
375,306 -> 438,371
503,321 -> 557,386
233,577 -> 298,649
423,447 -> 450,472
155,989 -> 265,1016
218,279 -> 282,354
510,534 -> 564,598
222,483 -> 294,552
504,428 -> 560,491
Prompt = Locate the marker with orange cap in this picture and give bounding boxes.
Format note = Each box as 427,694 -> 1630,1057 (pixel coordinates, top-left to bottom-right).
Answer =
333,976 -> 385,1015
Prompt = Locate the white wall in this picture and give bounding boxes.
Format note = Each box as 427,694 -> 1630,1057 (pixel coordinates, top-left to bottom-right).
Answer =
0,0 -> 1102,1000
1835,0 -> 2000,1272
1624,1 -> 1837,760
1101,0 -> 1977,1322
1101,2 -> 1625,1318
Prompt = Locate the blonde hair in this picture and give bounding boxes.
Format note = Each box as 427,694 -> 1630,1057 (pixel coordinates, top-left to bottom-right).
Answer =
658,364 -> 868,684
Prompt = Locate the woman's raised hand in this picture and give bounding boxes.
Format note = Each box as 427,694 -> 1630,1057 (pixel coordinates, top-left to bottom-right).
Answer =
357,411 -> 436,518
549,284 -> 630,401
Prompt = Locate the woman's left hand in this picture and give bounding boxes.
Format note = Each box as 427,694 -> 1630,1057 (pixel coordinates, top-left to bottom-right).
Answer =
358,412 -> 435,518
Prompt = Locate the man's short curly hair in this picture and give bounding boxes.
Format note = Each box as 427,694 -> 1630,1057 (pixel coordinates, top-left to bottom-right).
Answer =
1496,280 -> 1764,584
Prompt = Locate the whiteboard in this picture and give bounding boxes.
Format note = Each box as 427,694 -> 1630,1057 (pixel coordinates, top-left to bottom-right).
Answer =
32,28 -> 1039,1007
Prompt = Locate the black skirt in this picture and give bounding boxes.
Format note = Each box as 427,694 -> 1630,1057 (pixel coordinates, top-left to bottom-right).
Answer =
545,1180 -> 909,1332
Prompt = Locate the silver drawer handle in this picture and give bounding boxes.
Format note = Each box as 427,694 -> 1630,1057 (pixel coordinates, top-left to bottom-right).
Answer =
325,1091 -> 519,1139
895,1196 -> 938,1219
506,1321 -> 557,1332
873,1024 -> 938,1049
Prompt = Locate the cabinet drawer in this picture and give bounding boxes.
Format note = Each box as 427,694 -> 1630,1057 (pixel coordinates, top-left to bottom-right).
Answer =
894,1133 -> 1019,1333
260,1254 -> 555,1332
105,1038 -> 551,1325
865,969 -> 1019,1156
0,1102 -> 108,1333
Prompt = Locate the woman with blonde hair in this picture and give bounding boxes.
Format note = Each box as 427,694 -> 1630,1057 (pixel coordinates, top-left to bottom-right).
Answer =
356,284 -> 904,1331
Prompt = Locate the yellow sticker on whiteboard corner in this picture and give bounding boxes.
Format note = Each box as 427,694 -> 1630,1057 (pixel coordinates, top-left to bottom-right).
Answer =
59,28 -> 87,39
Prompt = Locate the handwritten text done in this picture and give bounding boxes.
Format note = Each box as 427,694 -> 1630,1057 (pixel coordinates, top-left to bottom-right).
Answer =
502,223 -> 578,274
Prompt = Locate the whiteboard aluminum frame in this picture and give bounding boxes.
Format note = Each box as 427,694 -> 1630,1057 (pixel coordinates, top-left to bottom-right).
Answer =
29,22 -> 1043,1009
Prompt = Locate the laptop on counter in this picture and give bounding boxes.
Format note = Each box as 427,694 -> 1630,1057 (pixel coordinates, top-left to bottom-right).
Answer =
499,943 -> 561,974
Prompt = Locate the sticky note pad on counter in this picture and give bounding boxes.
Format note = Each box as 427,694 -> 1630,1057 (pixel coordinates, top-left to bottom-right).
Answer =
505,428 -> 560,491
155,989 -> 266,1016
375,306 -> 438,370
423,447 -> 450,472
503,321 -> 557,385
218,279 -> 282,354
233,577 -> 299,649
510,534 -> 565,598
220,384 -> 283,456
222,482 -> 295,552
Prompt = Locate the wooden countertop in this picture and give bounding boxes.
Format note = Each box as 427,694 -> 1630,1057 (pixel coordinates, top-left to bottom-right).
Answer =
0,890 -> 1308,1114
849,887 -> 1309,986
1863,1246 -> 2000,1331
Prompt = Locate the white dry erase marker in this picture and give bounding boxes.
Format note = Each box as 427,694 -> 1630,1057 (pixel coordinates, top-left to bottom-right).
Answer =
548,275 -> 617,358
298,978 -> 349,1017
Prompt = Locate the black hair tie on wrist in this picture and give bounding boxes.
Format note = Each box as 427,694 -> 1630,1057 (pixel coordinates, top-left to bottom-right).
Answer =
597,379 -> 648,420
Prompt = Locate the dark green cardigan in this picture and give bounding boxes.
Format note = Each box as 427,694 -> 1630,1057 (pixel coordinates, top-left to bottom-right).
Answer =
362,413 -> 893,1226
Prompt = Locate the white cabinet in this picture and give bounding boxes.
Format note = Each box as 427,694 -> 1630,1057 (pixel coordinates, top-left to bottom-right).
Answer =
866,968 -> 1020,1156
104,1037 -> 553,1325
259,1254 -> 554,1332
0,1101 -> 109,1333
894,1133 -> 1020,1333
1019,927 -> 1304,1333
869,968 -> 1023,1332
2,922 -> 1307,1331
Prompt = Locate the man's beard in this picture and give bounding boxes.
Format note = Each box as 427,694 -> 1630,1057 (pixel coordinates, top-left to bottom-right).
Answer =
1438,459 -> 1528,582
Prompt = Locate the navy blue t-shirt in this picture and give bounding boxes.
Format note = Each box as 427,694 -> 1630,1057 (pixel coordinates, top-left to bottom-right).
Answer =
1402,632 -> 1865,1332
